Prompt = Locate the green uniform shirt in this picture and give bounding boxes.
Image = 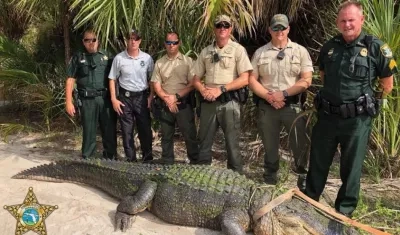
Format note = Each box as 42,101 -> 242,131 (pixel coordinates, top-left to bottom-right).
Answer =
67,49 -> 113,90
319,32 -> 397,105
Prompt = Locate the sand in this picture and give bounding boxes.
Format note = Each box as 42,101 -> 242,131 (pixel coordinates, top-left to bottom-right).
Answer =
0,137 -> 224,235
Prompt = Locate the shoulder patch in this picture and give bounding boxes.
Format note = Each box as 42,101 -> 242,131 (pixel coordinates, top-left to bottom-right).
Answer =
380,44 -> 393,58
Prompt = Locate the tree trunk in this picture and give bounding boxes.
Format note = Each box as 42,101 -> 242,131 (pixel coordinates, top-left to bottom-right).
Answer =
62,0 -> 71,66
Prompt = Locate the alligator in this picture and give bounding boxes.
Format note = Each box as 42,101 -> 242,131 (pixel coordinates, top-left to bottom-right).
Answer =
12,159 -> 360,235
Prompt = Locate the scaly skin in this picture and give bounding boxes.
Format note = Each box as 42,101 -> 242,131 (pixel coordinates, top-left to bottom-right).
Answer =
12,159 -> 359,235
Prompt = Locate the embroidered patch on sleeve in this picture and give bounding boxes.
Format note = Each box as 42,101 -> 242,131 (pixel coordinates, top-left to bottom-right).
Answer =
380,44 -> 393,58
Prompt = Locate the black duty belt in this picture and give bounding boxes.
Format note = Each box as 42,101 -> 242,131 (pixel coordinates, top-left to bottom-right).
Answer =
119,87 -> 147,98
78,89 -> 107,98
321,98 -> 365,118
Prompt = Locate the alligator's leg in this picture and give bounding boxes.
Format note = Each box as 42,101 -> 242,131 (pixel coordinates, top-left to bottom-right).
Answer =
115,180 -> 158,232
220,208 -> 250,235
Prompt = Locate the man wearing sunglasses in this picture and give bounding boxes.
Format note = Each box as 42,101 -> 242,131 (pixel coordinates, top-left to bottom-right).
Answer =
192,15 -> 253,173
109,29 -> 154,163
65,29 -> 117,160
150,32 -> 199,164
249,14 -> 313,186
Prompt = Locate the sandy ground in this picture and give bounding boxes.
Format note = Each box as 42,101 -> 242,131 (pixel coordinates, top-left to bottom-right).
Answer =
0,136 -> 226,235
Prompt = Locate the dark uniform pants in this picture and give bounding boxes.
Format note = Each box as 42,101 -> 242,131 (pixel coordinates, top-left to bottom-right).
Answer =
80,96 -> 117,159
160,104 -> 199,164
197,100 -> 242,173
258,102 -> 309,179
119,93 -> 152,161
305,111 -> 372,215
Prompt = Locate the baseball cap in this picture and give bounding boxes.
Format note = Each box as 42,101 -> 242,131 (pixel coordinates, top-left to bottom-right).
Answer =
270,14 -> 289,29
214,15 -> 231,25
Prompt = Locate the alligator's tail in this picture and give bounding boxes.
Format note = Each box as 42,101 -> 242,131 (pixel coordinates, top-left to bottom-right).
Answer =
12,160 -> 142,199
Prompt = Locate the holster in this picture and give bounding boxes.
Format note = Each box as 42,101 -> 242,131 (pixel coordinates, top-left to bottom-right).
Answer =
364,93 -> 380,118
151,96 -> 163,120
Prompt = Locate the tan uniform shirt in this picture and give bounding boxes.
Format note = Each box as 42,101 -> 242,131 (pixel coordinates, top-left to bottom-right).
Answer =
251,39 -> 313,91
192,39 -> 252,87
151,53 -> 194,94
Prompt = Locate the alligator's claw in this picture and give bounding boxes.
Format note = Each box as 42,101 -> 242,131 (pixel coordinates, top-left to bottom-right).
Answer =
115,211 -> 136,232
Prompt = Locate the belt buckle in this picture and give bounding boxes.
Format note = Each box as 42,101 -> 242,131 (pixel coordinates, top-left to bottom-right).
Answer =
125,91 -> 130,97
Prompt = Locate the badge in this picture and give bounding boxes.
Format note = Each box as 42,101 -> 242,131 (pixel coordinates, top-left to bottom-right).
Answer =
140,61 -> 145,67
328,48 -> 334,56
103,55 -> 108,60
380,44 -> 393,58
125,91 -> 130,97
80,59 -> 86,63
360,48 -> 368,57
4,187 -> 58,235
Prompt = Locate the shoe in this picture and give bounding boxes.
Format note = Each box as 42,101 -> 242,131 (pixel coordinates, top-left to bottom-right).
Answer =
338,211 -> 353,219
297,174 -> 306,192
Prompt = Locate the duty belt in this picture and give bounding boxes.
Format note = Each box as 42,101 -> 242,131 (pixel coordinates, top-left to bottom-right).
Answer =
321,97 -> 365,118
78,89 -> 107,98
119,87 -> 147,98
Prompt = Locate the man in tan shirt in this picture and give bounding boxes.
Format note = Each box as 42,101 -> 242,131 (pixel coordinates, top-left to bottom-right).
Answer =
249,14 -> 313,185
151,32 -> 199,164
192,15 -> 253,173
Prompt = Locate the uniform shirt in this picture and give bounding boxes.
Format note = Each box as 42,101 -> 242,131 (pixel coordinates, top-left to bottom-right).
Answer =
251,39 -> 313,91
192,39 -> 252,86
109,49 -> 154,92
151,53 -> 194,94
319,31 -> 398,105
67,50 -> 113,90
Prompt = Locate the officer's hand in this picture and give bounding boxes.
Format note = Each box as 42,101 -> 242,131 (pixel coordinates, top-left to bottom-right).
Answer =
168,103 -> 179,113
201,87 -> 214,101
265,93 -> 274,104
163,95 -> 176,106
112,99 -> 125,115
66,102 -> 75,117
269,91 -> 285,102
147,96 -> 153,109
272,101 -> 285,109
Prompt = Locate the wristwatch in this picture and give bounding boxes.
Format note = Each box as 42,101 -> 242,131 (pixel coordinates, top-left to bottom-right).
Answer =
175,93 -> 181,101
220,85 -> 227,93
282,90 -> 289,98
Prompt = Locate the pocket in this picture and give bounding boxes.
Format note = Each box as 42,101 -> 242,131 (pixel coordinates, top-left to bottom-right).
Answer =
290,56 -> 301,76
257,57 -> 273,76
77,62 -> 89,77
354,57 -> 369,78
221,54 -> 234,68
322,56 -> 337,75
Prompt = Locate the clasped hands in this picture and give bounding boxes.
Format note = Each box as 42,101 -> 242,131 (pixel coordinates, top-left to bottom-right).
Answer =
265,91 -> 286,109
163,94 -> 180,113
200,86 -> 222,102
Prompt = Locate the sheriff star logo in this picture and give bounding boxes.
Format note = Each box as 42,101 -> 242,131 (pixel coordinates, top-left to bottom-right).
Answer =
4,187 -> 58,235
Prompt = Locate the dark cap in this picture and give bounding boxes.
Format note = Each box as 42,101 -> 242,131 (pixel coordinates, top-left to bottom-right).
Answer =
214,15 -> 231,25
126,29 -> 141,40
270,14 -> 289,28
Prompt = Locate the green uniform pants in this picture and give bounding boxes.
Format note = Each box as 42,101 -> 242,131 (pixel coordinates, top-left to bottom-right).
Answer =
258,102 -> 309,179
197,100 -> 242,173
80,96 -> 117,159
305,111 -> 372,215
160,104 -> 199,164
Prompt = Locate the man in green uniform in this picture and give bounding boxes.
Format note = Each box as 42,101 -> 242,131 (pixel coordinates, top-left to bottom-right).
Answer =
192,15 -> 253,173
249,14 -> 313,185
305,0 -> 397,217
151,32 -> 199,164
65,29 -> 117,159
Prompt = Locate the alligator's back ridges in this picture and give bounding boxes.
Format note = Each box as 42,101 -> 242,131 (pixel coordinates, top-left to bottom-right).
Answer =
12,160 -> 258,198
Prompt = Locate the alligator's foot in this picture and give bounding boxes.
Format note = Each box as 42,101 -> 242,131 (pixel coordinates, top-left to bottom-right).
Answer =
115,211 -> 136,232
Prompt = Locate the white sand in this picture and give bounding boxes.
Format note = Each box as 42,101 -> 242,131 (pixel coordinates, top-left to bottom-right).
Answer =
0,139 -> 224,235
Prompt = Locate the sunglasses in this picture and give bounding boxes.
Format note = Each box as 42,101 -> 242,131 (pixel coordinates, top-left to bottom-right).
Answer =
215,23 -> 231,29
165,40 -> 179,46
128,37 -> 140,41
83,38 -> 97,43
271,26 -> 288,32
